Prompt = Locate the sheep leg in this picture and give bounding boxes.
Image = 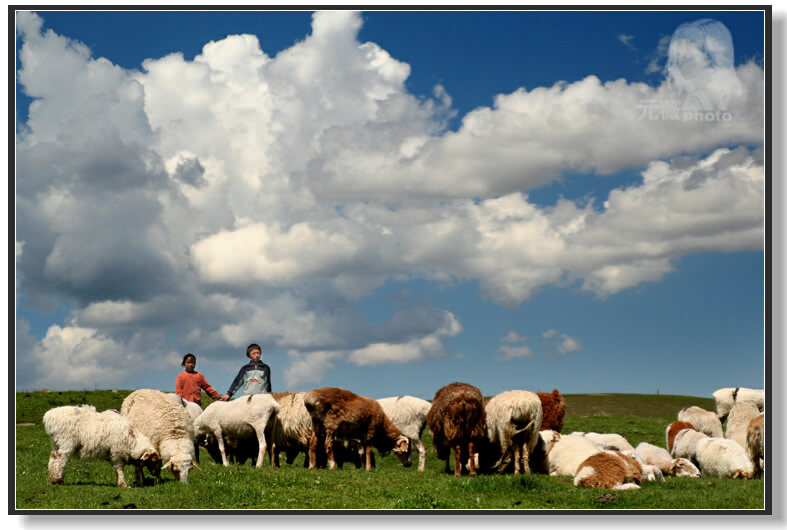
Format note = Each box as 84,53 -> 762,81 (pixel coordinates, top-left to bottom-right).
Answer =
365,443 -> 373,471
112,459 -> 129,488
513,444 -> 521,475
48,450 -> 68,485
325,432 -> 337,470
454,443 -> 462,477
468,441 -> 477,477
253,426 -> 267,469
417,439 -> 427,472
308,433 -> 320,469
214,429 -> 230,466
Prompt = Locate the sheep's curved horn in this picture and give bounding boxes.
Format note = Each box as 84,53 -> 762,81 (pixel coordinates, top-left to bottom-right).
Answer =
162,460 -> 173,470
192,460 -> 202,471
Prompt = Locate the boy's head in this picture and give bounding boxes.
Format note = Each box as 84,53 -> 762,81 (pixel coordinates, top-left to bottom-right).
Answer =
246,343 -> 262,360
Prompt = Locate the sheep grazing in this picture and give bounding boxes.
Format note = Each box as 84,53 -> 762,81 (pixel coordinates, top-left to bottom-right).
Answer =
724,401 -> 760,450
377,396 -> 432,472
529,430 -> 562,474
537,389 -> 566,432
677,406 -> 723,438
193,393 -> 281,468
165,393 -> 203,463
665,421 -> 696,453
482,390 -> 543,475
303,387 -> 410,471
44,405 -> 161,488
267,392 -> 314,467
426,382 -> 486,477
121,389 -> 197,483
694,437 -> 755,479
713,387 -> 765,422
574,450 -> 643,490
635,442 -> 701,478
746,413 -> 764,478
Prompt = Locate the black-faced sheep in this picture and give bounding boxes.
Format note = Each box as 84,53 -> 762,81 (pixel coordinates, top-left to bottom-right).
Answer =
377,396 -> 432,472
426,382 -> 486,477
537,389 -> 566,432
44,405 -> 161,488
193,393 -> 281,468
121,389 -> 197,483
303,387 -> 410,471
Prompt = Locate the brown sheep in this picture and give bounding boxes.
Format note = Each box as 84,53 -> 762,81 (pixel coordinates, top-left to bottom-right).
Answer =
665,421 -> 696,453
746,413 -> 764,478
537,389 -> 566,432
574,450 -> 643,490
426,382 -> 486,477
303,387 -> 410,471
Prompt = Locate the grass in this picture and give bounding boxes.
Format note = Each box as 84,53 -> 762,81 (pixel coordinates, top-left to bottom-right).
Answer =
14,390 -> 765,512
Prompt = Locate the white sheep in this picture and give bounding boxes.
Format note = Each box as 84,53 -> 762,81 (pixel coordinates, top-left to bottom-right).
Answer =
542,433 -> 603,476
724,401 -> 760,450
483,390 -> 543,475
635,442 -> 701,477
572,431 -> 636,455
713,387 -> 764,422
268,392 -> 314,467
377,396 -> 432,472
165,393 -> 203,422
193,393 -> 281,468
670,428 -> 709,464
44,405 -> 160,488
121,389 -> 196,483
677,406 -> 723,438
694,437 -> 755,479
166,393 -> 204,462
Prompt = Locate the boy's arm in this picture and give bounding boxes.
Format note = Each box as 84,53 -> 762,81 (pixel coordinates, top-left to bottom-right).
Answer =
227,366 -> 246,397
265,364 -> 272,393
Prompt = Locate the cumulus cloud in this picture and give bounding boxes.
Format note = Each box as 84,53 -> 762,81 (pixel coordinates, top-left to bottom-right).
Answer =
496,331 -> 534,360
15,12 -> 764,389
543,329 -> 583,356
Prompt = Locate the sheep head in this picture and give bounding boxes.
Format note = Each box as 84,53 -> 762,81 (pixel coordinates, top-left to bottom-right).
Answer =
162,454 -> 194,483
393,435 -> 412,467
669,458 -> 701,478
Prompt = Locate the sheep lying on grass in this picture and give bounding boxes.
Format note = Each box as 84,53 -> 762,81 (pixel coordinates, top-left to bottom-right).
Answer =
635,442 -> 701,478
44,405 -> 160,488
678,406 -> 723,438
574,450 -> 643,490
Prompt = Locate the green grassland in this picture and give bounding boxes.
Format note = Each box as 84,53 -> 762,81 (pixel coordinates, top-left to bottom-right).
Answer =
14,390 -> 765,511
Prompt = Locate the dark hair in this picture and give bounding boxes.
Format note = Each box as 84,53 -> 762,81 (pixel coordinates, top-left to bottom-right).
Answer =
246,344 -> 262,358
181,353 -> 196,366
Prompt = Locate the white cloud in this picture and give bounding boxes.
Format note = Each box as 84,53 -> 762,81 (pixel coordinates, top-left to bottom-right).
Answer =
543,329 -> 583,356
14,12 -> 764,390
496,331 -> 533,360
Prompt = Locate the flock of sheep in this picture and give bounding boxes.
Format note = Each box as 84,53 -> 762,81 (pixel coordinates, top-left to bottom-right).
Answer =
41,383 -> 765,494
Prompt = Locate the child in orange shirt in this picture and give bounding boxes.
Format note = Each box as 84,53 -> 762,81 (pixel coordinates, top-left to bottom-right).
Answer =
176,353 -> 229,407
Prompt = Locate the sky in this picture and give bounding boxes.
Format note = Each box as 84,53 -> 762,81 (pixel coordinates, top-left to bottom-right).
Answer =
13,9 -> 766,402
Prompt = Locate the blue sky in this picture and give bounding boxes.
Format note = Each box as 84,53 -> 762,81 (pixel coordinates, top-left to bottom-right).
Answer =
14,9 -> 766,401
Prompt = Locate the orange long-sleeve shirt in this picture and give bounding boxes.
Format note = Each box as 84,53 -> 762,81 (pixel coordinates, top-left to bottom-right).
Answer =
175,370 -> 221,406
